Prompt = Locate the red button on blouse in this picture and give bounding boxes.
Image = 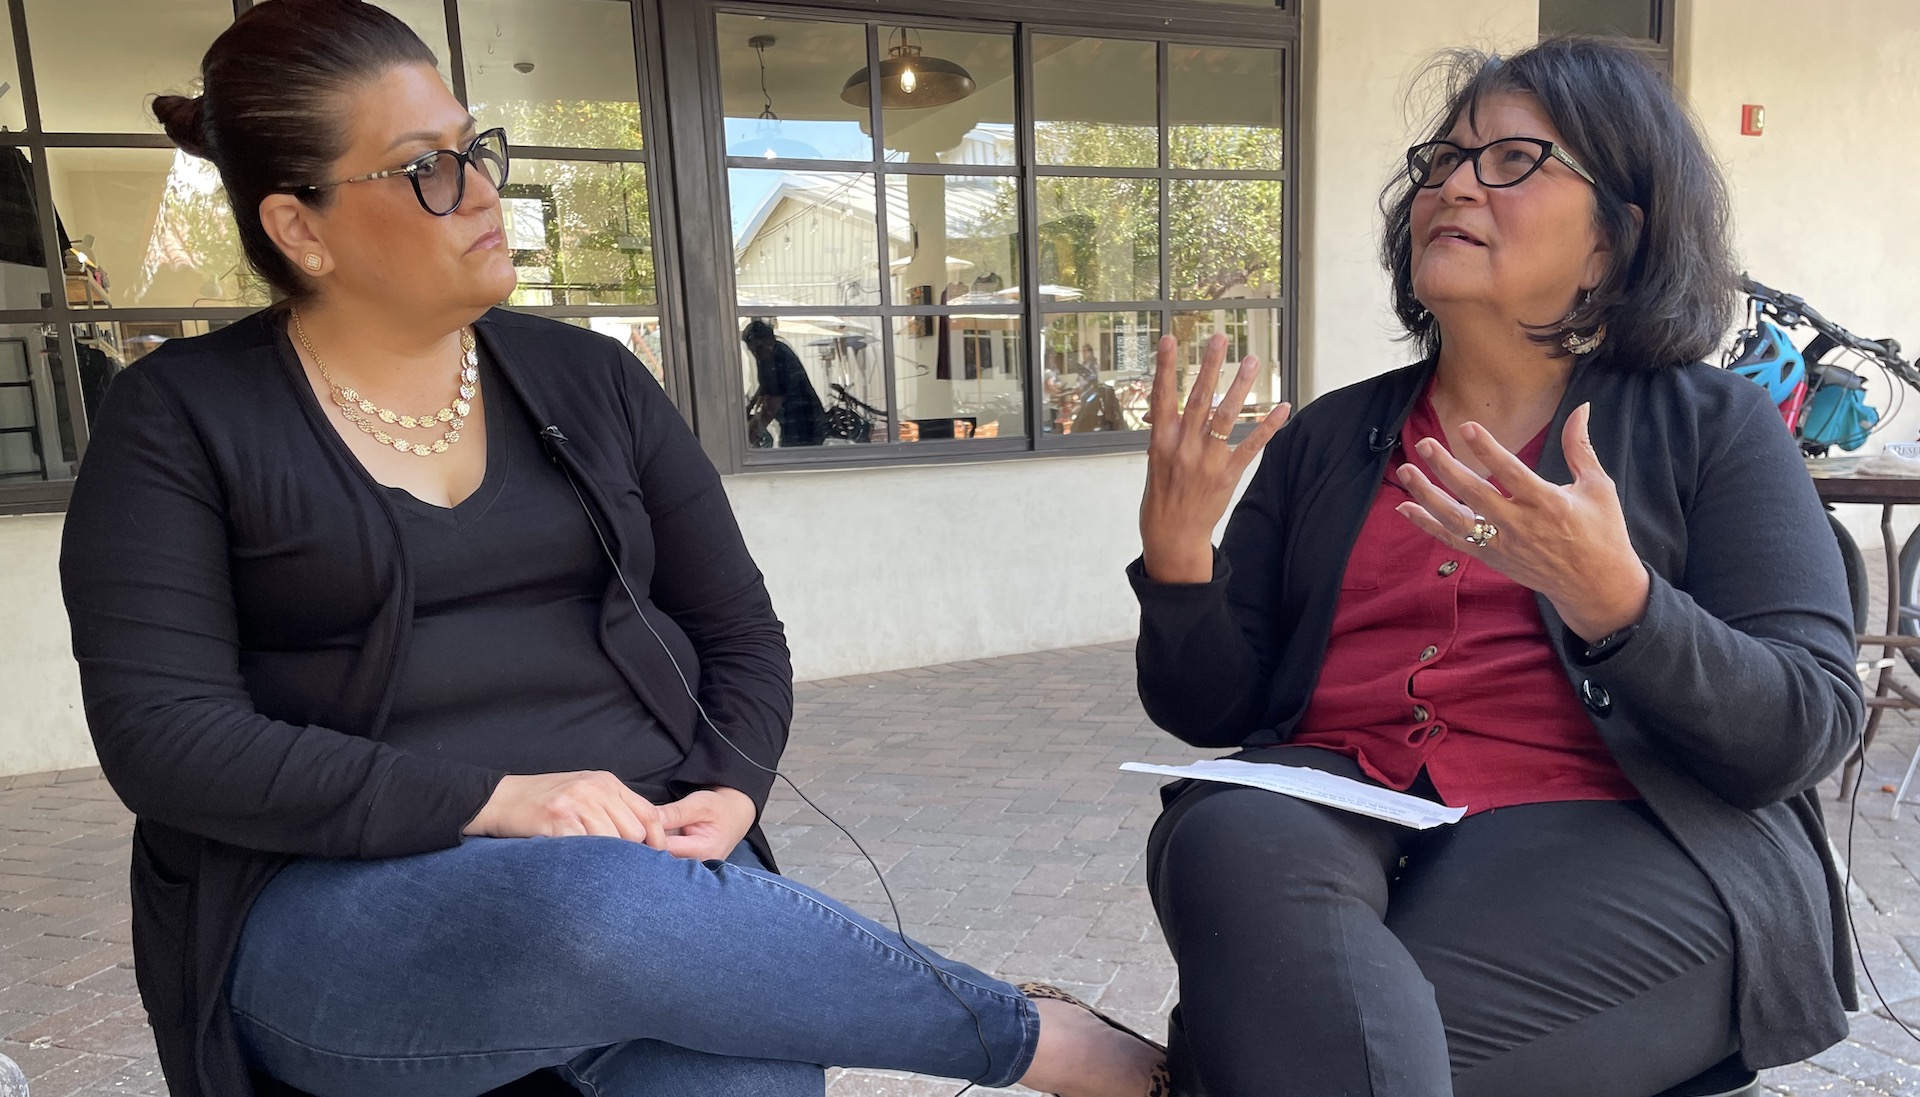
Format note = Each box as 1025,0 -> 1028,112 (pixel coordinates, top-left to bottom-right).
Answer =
1289,386 -> 1639,814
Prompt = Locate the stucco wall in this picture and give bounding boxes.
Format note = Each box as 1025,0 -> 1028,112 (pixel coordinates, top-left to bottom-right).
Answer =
0,515 -> 93,775
1296,0 -> 1539,400
1679,0 -> 1920,547
724,453 -> 1154,682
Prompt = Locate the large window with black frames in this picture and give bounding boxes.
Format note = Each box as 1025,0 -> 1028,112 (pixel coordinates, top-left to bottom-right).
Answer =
708,6 -> 1293,464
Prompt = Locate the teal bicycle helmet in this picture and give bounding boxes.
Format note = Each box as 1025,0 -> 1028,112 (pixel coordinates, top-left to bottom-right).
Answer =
1728,320 -> 1806,404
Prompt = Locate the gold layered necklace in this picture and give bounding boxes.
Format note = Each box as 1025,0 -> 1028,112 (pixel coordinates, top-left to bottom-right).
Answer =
290,308 -> 478,457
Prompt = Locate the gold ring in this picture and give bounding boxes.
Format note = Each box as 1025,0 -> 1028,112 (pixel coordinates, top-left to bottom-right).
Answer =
1463,516 -> 1499,547
1206,427 -> 1232,442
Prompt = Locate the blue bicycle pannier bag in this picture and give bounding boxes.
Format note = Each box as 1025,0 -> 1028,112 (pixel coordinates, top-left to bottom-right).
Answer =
1801,384 -> 1876,451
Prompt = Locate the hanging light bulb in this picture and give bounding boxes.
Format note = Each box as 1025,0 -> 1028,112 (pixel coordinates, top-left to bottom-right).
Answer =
841,28 -> 973,110
726,35 -> 822,160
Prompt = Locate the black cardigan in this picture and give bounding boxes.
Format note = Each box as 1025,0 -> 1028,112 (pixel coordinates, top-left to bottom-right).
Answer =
1132,357 -> 1865,1069
59,310 -> 793,1097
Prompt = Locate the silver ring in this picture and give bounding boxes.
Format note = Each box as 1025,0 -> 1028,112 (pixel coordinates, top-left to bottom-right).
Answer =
1463,515 -> 1499,547
1206,427 -> 1232,443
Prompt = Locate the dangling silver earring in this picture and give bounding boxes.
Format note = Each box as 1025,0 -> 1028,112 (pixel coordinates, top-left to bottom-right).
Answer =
1563,326 -> 1605,355
1561,290 -> 1604,355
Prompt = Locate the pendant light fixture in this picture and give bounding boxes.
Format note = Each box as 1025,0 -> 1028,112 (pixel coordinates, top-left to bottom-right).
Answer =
726,35 -> 822,161
840,28 -> 975,110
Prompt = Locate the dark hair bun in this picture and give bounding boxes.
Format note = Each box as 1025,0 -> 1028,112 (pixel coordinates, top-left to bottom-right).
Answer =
154,0 -> 436,301
152,94 -> 209,159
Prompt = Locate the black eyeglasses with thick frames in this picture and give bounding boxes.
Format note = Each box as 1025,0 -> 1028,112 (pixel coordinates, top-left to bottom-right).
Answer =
301,128 -> 511,216
1406,137 -> 1598,191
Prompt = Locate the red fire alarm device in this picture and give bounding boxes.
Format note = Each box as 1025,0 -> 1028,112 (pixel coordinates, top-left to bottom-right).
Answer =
1741,104 -> 1766,136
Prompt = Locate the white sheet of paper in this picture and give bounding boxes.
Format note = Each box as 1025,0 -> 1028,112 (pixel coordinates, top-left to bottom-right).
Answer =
1120,759 -> 1467,829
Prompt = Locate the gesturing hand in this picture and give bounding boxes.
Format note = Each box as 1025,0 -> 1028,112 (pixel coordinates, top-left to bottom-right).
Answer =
463,770 -> 670,848
1139,334 -> 1292,584
1393,402 -> 1650,643
656,787 -> 758,862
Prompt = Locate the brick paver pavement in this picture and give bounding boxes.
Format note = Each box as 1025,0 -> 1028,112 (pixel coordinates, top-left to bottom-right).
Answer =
4,641 -> 1920,1096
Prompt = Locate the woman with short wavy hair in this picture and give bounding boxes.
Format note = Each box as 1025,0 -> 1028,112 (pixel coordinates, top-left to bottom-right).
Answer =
1132,37 -> 1861,1095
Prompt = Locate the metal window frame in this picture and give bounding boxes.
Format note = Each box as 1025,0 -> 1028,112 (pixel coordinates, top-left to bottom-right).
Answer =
0,0 -> 234,515
674,0 -> 1298,473
442,0 -> 687,406
701,5 -> 1033,461
1539,0 -> 1674,75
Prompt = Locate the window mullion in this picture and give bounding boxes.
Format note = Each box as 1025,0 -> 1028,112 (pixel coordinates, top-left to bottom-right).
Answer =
1157,39 -> 1171,313
443,0 -> 468,104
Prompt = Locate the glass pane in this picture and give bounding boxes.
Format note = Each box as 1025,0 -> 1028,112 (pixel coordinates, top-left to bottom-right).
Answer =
72,317 -> 124,436
0,322 -> 72,480
719,14 -> 871,162
462,0 -> 643,150
1033,36 -> 1157,169
0,335 -> 25,384
1170,178 -> 1282,301
559,316 -> 668,384
367,0 -> 455,87
117,318 -> 222,364
1170,307 -> 1285,429
0,386 -> 32,429
1540,0 -> 1657,39
47,147 -> 264,309
501,158 -> 654,307
0,13 -> 24,132
0,148 -> 52,309
730,169 -> 880,309
876,26 -> 1014,166
25,0 -> 231,133
1036,177 -> 1158,303
1170,46 -> 1283,172
891,314 -> 1023,442
883,175 -> 1018,312
740,315 -> 884,448
1041,311 -> 1159,435
0,432 -> 39,479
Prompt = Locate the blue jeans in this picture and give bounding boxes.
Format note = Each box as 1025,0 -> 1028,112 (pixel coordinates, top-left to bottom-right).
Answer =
228,838 -> 1039,1097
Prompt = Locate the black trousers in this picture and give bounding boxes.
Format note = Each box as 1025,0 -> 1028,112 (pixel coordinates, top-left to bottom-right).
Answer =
1146,748 -> 1737,1097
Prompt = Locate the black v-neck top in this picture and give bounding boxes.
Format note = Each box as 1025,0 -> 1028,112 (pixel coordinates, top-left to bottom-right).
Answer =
380,352 -> 684,794
63,309 -> 794,1097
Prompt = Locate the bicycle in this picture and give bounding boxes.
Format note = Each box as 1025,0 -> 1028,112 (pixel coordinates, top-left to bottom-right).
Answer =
1112,370 -> 1154,430
1727,274 -> 1918,649
824,382 -> 889,443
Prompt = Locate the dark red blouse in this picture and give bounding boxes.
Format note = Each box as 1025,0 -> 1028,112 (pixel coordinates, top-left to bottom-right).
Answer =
1289,387 -> 1639,814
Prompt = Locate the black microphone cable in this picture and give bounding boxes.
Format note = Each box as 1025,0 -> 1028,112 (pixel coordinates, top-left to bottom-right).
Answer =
542,425 -> 995,1096
1843,741 -> 1920,1047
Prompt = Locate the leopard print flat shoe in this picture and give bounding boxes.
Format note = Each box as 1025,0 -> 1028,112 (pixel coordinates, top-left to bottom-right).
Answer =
1017,982 -> 1173,1097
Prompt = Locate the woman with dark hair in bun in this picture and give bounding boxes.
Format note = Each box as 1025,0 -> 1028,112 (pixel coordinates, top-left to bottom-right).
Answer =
61,2 -> 1165,1096
1131,38 -> 1862,1096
